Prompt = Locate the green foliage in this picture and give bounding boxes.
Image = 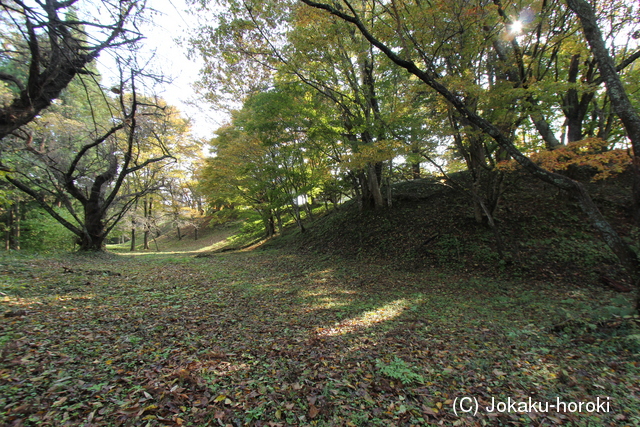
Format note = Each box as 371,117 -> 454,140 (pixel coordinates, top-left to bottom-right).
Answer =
198,83 -> 339,236
376,357 -> 425,385
19,207 -> 75,252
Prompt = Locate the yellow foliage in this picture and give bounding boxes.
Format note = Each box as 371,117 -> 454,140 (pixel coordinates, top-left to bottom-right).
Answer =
0,82 -> 13,108
498,138 -> 630,180
341,139 -> 403,171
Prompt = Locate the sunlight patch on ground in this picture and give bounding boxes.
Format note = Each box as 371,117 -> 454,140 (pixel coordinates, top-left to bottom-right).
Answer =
316,298 -> 409,337
302,287 -> 357,309
306,268 -> 336,283
112,250 -> 197,257
314,297 -> 352,309
201,361 -> 251,377
302,288 -> 357,297
190,239 -> 231,253
2,294 -> 96,306
107,237 -> 233,256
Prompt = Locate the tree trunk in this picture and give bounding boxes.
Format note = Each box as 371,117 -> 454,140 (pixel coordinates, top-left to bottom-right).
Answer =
267,215 -> 276,237
356,172 -> 366,210
367,163 -> 385,209
304,202 -> 314,220
566,0 -> 640,310
562,54 -> 596,143
261,210 -> 276,237
411,145 -> 422,179
5,210 -> 9,250
476,196 -> 506,259
143,198 -> 151,250
275,210 -> 283,233
176,226 -> 182,240
79,200 -> 106,251
5,204 -> 13,250
130,225 -> 136,251
530,109 -> 563,150
293,203 -> 306,233
12,203 -> 20,250
79,233 -> 106,251
412,163 -> 421,179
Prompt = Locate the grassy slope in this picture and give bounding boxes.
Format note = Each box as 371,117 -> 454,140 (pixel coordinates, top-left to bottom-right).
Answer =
108,219 -> 242,255
278,170 -> 634,286
0,171 -> 639,426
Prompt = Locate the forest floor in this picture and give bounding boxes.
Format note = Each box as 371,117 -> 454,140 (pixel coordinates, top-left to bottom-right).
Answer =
1,246 -> 639,426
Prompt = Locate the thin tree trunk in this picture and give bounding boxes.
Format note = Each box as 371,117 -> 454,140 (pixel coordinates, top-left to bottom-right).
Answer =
411,147 -> 421,179
304,202 -> 314,220
530,109 -> 563,150
6,204 -> 12,250
476,196 -> 506,259
386,161 -> 393,207
268,215 -> 276,237
143,198 -> 151,250
12,203 -> 19,250
130,220 -> 136,251
275,210 -> 283,233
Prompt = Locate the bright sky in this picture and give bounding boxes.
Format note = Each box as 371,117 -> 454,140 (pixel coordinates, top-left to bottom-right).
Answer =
95,0 -> 225,139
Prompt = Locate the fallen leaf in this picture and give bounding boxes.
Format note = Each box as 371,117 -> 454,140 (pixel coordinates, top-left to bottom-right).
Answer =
52,397 -> 68,407
308,404 -> 319,419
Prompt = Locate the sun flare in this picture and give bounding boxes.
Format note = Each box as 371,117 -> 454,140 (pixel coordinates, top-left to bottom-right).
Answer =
510,20 -> 523,34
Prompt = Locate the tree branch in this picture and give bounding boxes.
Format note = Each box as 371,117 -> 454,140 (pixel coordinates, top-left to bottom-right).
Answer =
5,175 -> 83,237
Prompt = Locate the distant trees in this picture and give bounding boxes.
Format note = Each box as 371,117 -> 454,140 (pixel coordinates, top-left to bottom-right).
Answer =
122,111 -> 201,250
198,84 -> 333,236
188,0 -> 435,212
